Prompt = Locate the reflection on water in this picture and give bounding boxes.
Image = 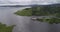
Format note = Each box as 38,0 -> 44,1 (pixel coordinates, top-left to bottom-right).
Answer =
0,7 -> 60,32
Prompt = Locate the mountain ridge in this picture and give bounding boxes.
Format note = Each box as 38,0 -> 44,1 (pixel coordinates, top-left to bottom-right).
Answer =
0,3 -> 60,7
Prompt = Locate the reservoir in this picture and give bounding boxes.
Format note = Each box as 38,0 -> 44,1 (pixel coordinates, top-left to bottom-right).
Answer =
0,7 -> 60,32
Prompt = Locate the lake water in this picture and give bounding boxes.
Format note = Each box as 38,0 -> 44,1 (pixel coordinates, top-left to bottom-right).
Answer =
0,7 -> 29,25
0,7 -> 60,32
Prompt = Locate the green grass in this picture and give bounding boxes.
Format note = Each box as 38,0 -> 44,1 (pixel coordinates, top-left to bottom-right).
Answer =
14,8 -> 32,16
0,23 -> 15,32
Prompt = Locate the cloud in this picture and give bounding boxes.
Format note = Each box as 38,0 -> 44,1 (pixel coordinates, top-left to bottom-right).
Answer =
0,0 -> 60,5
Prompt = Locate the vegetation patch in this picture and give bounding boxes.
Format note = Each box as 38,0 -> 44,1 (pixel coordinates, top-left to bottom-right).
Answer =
37,18 -> 60,24
14,8 -> 32,16
0,23 -> 15,32
32,6 -> 60,16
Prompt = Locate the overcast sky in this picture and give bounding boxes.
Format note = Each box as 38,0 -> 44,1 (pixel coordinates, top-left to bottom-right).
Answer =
0,0 -> 60,5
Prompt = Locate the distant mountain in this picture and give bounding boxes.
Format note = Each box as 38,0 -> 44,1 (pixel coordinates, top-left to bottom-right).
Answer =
30,3 -> 60,7
0,3 -> 60,7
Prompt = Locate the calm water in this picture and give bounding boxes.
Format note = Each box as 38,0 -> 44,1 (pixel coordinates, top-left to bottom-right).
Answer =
0,7 -> 29,25
0,7 -> 60,32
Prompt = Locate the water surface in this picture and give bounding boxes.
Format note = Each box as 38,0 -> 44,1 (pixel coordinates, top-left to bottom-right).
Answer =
0,7 -> 60,32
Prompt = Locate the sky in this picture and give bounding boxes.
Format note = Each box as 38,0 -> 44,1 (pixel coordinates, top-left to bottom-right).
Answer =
0,0 -> 60,5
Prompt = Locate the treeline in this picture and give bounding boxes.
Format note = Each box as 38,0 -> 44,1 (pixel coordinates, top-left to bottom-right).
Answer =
32,6 -> 60,17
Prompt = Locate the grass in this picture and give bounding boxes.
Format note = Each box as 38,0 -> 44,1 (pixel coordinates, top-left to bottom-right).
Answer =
14,8 -> 32,16
0,23 -> 15,32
